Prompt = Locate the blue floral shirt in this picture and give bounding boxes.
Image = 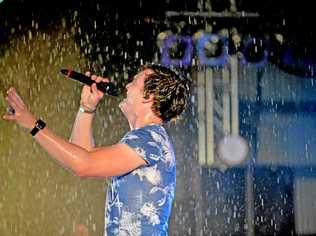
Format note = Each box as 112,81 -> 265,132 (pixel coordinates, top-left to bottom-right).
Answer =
104,124 -> 176,236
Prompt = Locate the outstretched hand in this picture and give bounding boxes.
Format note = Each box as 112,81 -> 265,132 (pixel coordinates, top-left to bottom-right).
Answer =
3,87 -> 37,130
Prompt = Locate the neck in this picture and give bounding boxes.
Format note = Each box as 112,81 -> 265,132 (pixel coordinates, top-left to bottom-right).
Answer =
127,111 -> 162,130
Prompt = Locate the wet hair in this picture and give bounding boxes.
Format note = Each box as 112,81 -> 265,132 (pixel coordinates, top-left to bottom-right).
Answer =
140,64 -> 191,123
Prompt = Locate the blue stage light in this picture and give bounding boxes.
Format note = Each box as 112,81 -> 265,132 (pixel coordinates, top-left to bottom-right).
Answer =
240,37 -> 268,67
196,33 -> 229,67
161,35 -> 193,67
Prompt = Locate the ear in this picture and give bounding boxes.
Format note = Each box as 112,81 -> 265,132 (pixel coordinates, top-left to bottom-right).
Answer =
142,93 -> 154,104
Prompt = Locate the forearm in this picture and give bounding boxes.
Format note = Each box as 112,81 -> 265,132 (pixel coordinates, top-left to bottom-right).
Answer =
69,110 -> 95,150
35,126 -> 90,176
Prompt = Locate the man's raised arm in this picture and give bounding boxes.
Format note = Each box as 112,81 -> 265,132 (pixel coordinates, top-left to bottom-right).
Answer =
69,72 -> 109,151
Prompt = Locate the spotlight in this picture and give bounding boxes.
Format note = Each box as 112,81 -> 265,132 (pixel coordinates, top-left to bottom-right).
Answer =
157,31 -> 172,49
196,33 -> 229,66
275,33 -> 284,45
217,134 -> 249,166
229,28 -> 242,54
161,35 -> 193,67
240,37 -> 268,67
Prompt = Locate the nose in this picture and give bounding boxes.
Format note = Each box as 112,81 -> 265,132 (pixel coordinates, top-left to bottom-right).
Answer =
125,81 -> 132,90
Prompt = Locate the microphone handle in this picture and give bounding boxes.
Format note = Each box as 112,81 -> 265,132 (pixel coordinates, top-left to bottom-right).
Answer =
61,69 -> 118,96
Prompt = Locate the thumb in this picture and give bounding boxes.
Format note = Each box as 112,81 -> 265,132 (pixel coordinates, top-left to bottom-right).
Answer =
3,114 -> 15,121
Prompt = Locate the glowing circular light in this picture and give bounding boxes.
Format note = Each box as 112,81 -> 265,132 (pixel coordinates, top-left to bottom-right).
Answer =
232,34 -> 241,45
240,37 -> 268,68
193,30 -> 205,41
196,33 -> 229,66
161,35 -> 193,67
275,34 -> 284,44
217,134 -> 249,166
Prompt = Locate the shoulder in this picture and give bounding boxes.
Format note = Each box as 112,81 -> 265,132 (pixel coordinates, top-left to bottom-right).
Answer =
122,125 -> 167,143
119,125 -> 169,166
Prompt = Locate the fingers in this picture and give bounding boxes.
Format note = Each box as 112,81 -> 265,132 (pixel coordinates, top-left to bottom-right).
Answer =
6,88 -> 24,110
83,72 -> 109,96
2,114 -> 15,121
5,96 -> 18,110
101,77 -> 109,83
85,71 -> 109,83
3,87 -> 20,121
90,75 -> 109,83
85,71 -> 91,77
90,74 -> 109,96
8,87 -> 25,106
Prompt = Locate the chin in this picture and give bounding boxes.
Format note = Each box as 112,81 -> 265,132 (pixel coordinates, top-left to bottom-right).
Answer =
119,102 -> 128,115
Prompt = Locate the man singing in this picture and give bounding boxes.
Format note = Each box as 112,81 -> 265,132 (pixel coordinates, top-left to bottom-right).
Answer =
3,64 -> 190,235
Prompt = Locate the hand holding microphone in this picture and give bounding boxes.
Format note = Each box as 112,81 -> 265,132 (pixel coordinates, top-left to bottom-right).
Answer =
60,69 -> 118,96
61,69 -> 118,113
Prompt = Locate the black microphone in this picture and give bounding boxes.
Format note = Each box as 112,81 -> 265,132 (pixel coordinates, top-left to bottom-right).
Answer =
60,69 -> 118,96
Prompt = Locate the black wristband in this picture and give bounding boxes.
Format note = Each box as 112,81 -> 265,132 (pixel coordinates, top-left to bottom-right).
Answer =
30,119 -> 46,136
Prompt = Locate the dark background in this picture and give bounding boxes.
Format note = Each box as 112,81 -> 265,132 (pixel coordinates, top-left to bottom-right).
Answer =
1,0 -> 316,79
0,1 -> 313,235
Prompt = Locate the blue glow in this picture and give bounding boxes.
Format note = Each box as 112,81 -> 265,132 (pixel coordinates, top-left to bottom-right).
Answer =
161,35 -> 193,67
240,37 -> 268,68
196,33 -> 229,67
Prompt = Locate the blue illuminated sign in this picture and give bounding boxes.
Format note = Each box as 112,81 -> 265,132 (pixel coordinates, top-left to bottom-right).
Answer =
159,33 -> 268,67
196,33 -> 229,67
161,35 -> 193,67
239,37 -> 268,68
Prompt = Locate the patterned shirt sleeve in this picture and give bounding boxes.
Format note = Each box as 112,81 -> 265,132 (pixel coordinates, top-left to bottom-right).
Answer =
120,127 -> 163,166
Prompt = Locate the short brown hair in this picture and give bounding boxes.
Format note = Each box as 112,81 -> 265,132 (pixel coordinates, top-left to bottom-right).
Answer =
140,64 -> 190,123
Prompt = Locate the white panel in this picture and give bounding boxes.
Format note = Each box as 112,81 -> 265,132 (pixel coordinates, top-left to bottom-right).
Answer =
294,177 -> 316,234
197,70 -> 206,165
230,56 -> 239,135
261,66 -> 316,103
205,69 -> 214,165
257,112 -> 316,166
222,66 -> 231,134
238,63 -> 316,103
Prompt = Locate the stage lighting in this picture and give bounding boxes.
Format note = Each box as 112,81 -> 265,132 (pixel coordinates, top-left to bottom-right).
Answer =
229,28 -> 242,54
217,134 -> 249,166
157,31 -> 171,49
196,33 -> 229,66
161,35 -> 193,67
0,0 -> 4,4
275,33 -> 284,45
240,37 -> 268,67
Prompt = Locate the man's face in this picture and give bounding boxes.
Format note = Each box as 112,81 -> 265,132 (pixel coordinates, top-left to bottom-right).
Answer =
119,68 -> 154,118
